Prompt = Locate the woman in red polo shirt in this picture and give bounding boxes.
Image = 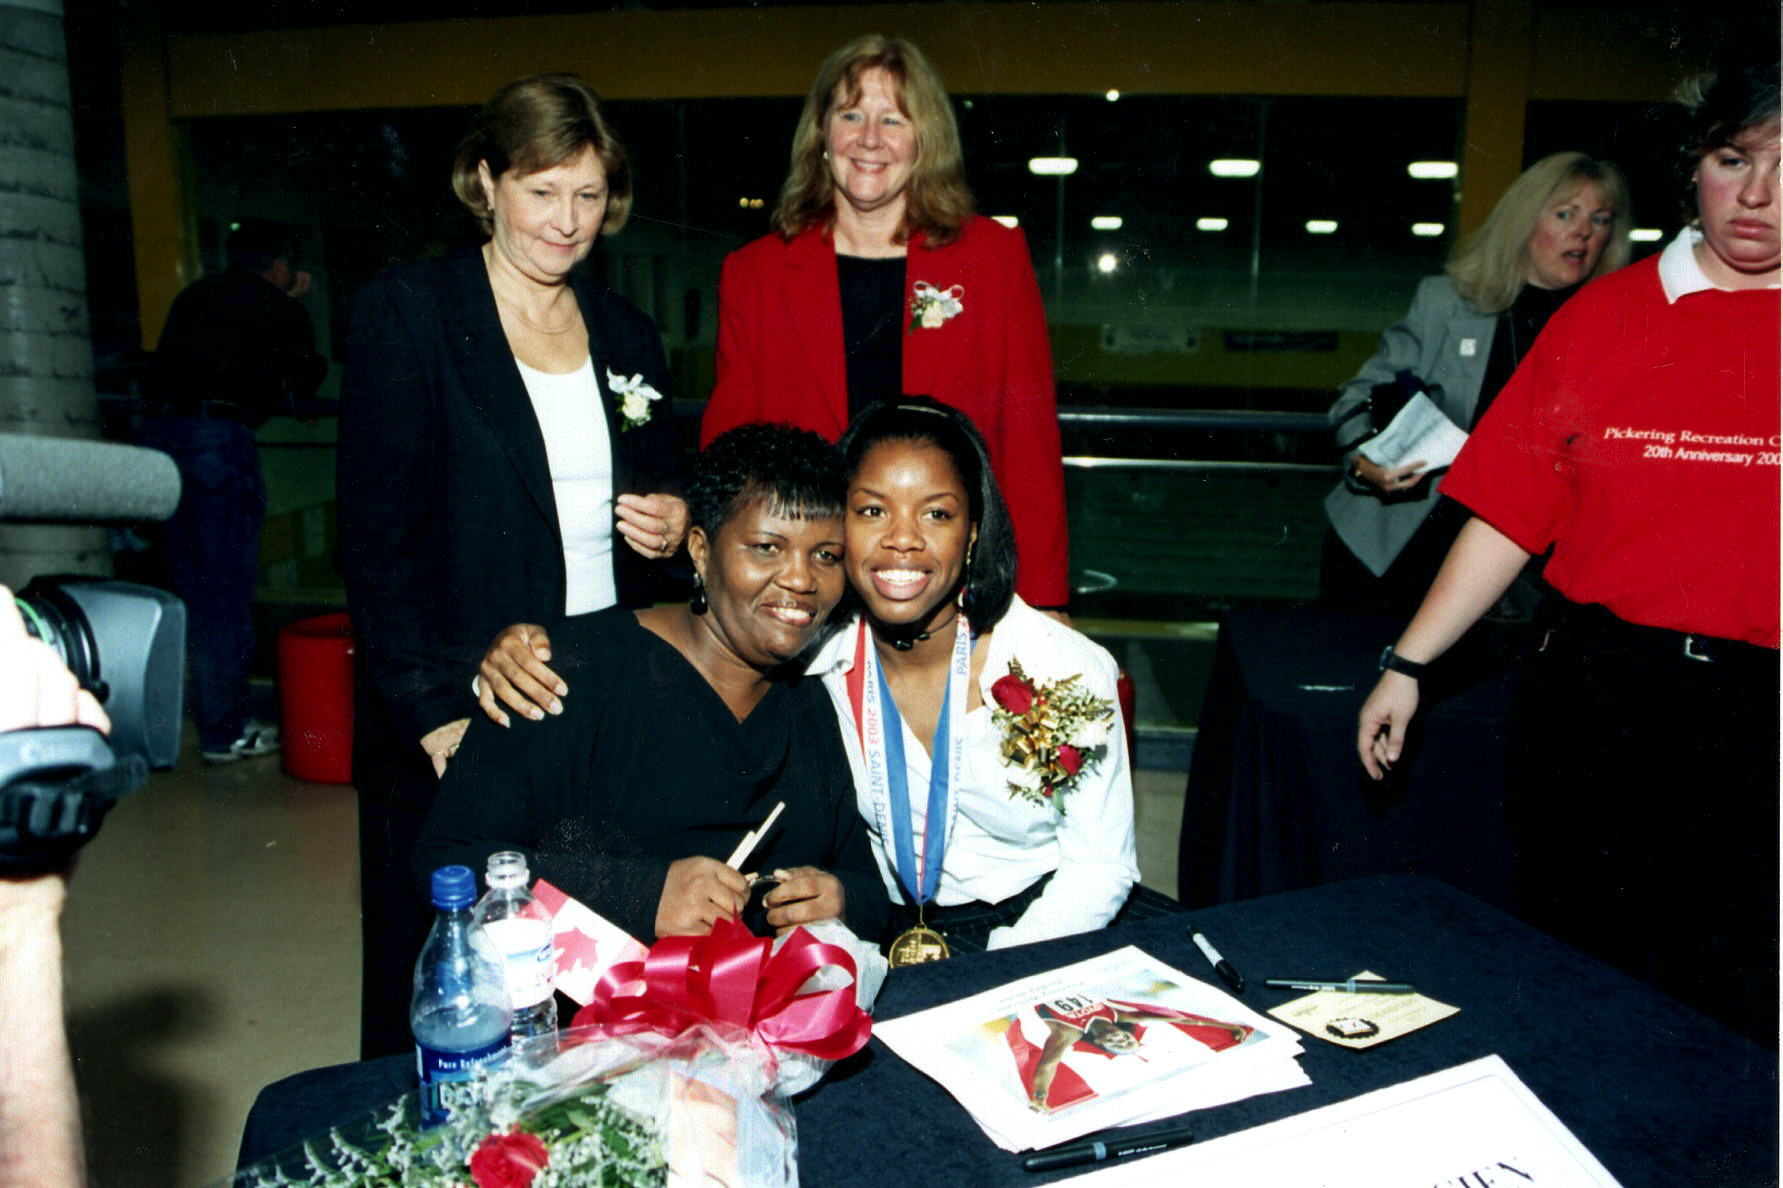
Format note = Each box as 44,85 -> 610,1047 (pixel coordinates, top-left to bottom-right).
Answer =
1357,61 -> 1779,1043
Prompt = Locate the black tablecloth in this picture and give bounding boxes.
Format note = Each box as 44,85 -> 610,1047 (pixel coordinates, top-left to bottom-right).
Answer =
1180,608 -> 1524,910
239,876 -> 1776,1187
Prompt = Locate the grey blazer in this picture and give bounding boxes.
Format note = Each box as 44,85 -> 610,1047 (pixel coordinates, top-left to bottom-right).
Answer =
1324,276 -> 1496,576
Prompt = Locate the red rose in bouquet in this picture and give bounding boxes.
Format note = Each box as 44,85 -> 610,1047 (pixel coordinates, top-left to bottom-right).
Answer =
1056,744 -> 1083,776
991,673 -> 1035,715
469,1129 -> 549,1188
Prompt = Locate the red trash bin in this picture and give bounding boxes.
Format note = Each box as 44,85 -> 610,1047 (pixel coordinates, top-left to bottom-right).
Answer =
276,612 -> 355,784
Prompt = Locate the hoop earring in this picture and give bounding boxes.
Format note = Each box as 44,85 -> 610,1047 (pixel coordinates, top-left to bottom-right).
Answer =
689,573 -> 708,615
958,542 -> 974,609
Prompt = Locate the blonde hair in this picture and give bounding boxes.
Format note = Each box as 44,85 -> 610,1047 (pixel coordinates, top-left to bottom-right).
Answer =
450,74 -> 632,238
1446,152 -> 1631,314
771,35 -> 974,246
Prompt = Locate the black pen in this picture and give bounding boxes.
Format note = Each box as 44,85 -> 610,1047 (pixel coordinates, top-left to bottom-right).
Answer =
1185,918 -> 1244,994
1264,978 -> 1417,994
1021,1124 -> 1197,1172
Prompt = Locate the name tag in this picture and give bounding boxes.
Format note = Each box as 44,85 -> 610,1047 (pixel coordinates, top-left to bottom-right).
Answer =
1459,338 -> 1478,357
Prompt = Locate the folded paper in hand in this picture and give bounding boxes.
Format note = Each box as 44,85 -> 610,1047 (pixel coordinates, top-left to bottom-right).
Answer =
1357,392 -> 1468,473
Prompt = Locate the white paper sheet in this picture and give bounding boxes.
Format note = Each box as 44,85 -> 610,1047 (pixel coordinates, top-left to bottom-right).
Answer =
1357,392 -> 1469,472
873,946 -> 1308,1151
1068,1055 -> 1623,1187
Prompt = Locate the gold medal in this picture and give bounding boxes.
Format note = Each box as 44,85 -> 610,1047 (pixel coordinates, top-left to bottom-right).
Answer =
888,924 -> 950,967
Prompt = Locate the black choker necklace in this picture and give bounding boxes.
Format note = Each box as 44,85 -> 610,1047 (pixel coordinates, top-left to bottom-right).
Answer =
887,629 -> 931,652
883,608 -> 959,652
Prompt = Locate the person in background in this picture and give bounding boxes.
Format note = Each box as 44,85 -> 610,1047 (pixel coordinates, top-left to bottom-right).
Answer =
1321,154 -> 1630,619
139,220 -> 328,764
0,587 -> 111,1188
415,425 -> 887,946
337,74 -> 686,1057
1357,62 -> 1778,1044
806,399 -> 1161,958
699,34 -> 1072,615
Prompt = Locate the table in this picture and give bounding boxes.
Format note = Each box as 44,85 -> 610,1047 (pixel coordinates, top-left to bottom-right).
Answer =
239,876 -> 1777,1187
1179,607 -> 1526,910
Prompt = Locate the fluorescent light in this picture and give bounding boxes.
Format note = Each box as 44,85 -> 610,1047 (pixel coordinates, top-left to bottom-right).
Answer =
1090,215 -> 1123,231
1105,89 -> 1121,102
991,215 -> 1020,229
1096,253 -> 1119,273
1196,217 -> 1229,232
1407,161 -> 1458,179
1630,228 -> 1663,242
1208,159 -> 1260,178
1305,219 -> 1338,234
1028,157 -> 1079,176
1411,222 -> 1445,237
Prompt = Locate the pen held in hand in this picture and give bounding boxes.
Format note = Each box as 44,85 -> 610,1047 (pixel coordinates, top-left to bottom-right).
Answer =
723,800 -> 785,870
1264,978 -> 1418,994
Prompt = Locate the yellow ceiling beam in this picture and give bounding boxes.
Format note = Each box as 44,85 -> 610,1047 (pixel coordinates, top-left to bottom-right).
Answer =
163,2 -> 1472,116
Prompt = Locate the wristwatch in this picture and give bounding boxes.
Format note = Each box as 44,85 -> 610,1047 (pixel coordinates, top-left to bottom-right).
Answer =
1378,646 -> 1427,680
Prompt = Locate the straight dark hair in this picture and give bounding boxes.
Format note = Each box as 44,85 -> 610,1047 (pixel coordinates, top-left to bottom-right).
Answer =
836,397 -> 1016,630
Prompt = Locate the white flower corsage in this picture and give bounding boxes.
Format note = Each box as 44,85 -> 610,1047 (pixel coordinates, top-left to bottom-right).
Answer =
908,282 -> 965,332
989,658 -> 1117,815
607,370 -> 663,432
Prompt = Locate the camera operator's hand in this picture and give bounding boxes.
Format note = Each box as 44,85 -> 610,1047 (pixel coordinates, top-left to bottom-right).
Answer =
0,587 -> 109,736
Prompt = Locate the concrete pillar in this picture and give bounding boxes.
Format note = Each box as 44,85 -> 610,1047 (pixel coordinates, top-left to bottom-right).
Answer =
0,0 -> 110,587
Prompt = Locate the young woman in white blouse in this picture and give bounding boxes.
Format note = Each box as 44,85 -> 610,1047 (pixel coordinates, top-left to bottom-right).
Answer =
808,398 -> 1165,961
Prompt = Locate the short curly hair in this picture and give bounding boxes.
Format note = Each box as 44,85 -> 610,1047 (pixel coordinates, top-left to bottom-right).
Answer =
1676,60 -> 1781,222
687,422 -> 846,542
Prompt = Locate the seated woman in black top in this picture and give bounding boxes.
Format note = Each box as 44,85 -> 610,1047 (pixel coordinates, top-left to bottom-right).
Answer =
414,424 -> 888,943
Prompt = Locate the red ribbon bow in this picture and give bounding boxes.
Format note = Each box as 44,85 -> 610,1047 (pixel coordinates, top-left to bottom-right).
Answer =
570,917 -> 871,1062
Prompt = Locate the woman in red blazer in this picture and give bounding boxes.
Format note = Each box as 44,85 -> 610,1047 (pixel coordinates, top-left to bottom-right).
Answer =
700,34 -> 1070,609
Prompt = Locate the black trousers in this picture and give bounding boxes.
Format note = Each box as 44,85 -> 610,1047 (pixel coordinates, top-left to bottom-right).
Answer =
1507,601 -> 1779,1047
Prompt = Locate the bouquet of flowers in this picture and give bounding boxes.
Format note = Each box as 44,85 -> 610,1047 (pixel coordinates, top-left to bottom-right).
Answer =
228,1030 -> 674,1188
989,659 -> 1117,814
228,918 -> 878,1188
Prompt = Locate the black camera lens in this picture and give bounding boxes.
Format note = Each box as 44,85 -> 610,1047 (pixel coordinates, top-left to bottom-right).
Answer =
14,578 -> 186,770
15,589 -> 104,697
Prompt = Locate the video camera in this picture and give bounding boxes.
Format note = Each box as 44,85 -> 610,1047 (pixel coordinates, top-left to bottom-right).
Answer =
1,435 -> 186,873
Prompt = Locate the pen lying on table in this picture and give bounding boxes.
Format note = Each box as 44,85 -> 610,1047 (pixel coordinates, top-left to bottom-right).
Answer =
1021,1124 -> 1197,1173
1264,978 -> 1417,994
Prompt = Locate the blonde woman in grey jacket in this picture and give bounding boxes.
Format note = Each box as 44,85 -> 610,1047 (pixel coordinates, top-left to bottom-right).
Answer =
1321,153 -> 1630,617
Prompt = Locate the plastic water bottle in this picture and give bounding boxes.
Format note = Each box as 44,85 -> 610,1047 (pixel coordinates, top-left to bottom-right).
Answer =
412,864 -> 511,1128
475,851 -> 558,1046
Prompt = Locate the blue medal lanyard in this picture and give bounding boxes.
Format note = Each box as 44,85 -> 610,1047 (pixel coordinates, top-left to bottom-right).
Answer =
880,667 -> 951,907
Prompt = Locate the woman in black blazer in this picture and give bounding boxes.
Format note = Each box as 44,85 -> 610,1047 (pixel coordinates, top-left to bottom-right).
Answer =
337,74 -> 685,1057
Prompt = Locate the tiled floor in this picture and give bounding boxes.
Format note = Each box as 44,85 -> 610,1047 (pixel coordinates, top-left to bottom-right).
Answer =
58,738 -> 1188,1187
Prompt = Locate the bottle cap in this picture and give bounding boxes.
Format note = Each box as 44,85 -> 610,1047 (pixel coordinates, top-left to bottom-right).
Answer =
485,850 -> 530,889
430,864 -> 477,909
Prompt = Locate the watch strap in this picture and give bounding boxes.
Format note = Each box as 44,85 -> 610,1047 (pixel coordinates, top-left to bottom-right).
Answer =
1378,646 -> 1427,679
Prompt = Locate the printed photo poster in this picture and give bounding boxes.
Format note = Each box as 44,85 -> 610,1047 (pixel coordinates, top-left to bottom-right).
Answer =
876,947 -> 1309,1151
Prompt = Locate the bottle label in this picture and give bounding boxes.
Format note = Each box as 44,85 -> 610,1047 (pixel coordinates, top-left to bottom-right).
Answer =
484,917 -> 555,1009
416,1033 -> 508,1128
